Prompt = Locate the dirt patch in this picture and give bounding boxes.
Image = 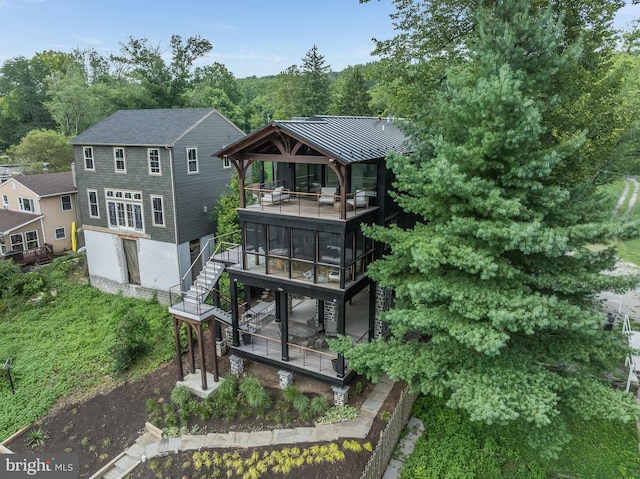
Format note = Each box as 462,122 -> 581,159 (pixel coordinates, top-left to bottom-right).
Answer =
5,353 -> 400,478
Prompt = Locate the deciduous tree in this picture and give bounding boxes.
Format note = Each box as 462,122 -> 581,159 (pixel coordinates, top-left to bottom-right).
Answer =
7,129 -> 72,173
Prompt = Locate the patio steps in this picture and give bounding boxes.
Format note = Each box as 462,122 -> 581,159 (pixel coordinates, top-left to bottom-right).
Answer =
89,426 -> 161,479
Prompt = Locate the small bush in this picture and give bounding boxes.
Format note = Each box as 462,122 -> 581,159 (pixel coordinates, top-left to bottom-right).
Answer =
0,260 -> 20,298
27,428 -> 49,448
171,385 -> 193,408
239,376 -> 272,411
12,271 -> 45,298
111,310 -> 150,373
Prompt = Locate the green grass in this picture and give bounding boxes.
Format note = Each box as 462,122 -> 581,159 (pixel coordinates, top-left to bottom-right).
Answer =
402,396 -> 640,479
599,179 -> 640,265
0,256 -> 174,440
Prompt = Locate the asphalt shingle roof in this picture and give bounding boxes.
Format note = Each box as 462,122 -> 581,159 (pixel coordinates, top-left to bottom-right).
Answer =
14,171 -> 76,197
69,108 -> 218,146
274,115 -> 412,163
0,210 -> 41,234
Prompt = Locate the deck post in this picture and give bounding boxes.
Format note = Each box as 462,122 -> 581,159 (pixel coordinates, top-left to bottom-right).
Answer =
279,291 -> 289,361
197,322 -> 208,390
172,316 -> 184,381
187,323 -> 196,374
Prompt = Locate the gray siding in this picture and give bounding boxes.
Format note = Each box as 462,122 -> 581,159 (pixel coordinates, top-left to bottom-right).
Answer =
74,145 -> 176,243
172,112 -> 243,243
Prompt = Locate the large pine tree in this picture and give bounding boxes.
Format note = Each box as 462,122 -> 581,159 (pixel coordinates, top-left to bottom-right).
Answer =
338,0 -> 639,455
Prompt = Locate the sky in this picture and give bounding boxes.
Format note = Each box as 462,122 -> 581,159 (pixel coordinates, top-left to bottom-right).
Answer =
0,0 -> 399,78
1,0 -> 639,79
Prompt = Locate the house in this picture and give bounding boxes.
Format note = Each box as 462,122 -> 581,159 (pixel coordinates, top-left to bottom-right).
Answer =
169,115 -> 414,389
69,108 -> 245,303
0,171 -> 77,264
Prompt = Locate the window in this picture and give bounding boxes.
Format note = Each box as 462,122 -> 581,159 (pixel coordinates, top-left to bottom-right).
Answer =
0,235 -> 5,254
222,157 -> 231,169
54,227 -> 66,240
106,188 -> 144,232
2,195 -> 8,208
187,147 -> 198,174
148,148 -> 161,175
18,197 -> 34,212
114,147 -> 126,173
151,195 -> 164,226
87,190 -> 99,218
25,231 -> 39,250
10,233 -> 24,252
60,195 -> 72,211
83,147 -> 94,170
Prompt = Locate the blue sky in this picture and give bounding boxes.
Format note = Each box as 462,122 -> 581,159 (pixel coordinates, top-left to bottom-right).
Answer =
1,0 -> 638,79
0,0 -> 398,78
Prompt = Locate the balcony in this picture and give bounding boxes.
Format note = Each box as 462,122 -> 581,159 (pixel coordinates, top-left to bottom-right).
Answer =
242,183 -> 376,220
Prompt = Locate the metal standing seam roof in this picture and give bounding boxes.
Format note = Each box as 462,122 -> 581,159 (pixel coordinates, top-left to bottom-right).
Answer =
69,108 -> 220,146
216,115 -> 412,163
11,171 -> 76,197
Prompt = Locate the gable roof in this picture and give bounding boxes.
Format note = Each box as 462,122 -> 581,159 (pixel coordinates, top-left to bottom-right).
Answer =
69,108 -> 222,147
215,115 -> 412,164
11,171 -> 76,197
0,209 -> 42,234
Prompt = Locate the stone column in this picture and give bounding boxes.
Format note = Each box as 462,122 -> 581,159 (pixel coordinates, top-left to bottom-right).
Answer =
332,385 -> 350,407
374,286 -> 393,339
229,355 -> 244,377
278,370 -> 294,389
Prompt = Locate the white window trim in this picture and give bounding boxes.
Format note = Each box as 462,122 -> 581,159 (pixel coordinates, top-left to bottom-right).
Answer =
2,195 -> 8,209
148,148 -> 161,175
114,147 -> 126,173
222,157 -> 231,169
10,233 -> 24,251
187,147 -> 199,174
150,194 -> 165,227
18,197 -> 35,212
60,195 -> 72,212
105,188 -> 144,233
87,189 -> 99,218
83,146 -> 95,171
54,227 -> 66,240
25,230 -> 39,250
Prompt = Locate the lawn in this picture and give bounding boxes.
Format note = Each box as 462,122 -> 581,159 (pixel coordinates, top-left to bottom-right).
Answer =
402,396 -> 640,479
0,255 -> 175,441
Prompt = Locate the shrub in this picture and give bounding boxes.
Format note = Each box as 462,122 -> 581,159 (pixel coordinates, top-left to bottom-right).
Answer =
0,260 -> 20,298
239,376 -> 272,411
11,271 -> 45,298
111,310 -> 150,373
170,385 -> 193,408
27,428 -> 49,448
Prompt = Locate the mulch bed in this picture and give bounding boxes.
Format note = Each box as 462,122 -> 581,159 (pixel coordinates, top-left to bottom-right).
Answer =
5,353 -> 405,479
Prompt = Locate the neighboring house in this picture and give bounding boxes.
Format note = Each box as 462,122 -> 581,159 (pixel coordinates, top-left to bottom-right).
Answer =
69,108 -> 245,303
169,115 -> 414,387
0,171 -> 77,264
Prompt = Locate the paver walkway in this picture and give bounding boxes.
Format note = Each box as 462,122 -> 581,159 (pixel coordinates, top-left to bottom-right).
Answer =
92,375 -> 419,479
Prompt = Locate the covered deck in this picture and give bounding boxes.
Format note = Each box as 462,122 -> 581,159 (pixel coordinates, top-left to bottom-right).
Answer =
232,290 -> 371,384
242,183 -> 376,220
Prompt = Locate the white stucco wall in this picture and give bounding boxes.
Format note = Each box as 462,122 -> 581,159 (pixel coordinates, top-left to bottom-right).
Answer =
85,229 -> 125,283
84,229 -> 180,293
138,237 -> 180,291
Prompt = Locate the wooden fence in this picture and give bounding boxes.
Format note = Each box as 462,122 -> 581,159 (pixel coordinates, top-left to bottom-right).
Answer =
359,387 -> 420,479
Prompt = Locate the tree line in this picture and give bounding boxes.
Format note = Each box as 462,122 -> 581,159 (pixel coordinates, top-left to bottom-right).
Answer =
0,37 -> 377,173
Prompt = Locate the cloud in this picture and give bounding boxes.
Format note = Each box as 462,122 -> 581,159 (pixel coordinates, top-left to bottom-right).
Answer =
73,35 -> 105,47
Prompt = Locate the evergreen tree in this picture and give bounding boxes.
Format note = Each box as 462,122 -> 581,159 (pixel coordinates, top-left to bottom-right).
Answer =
336,0 -> 640,456
332,67 -> 372,116
300,45 -> 331,115
272,65 -> 302,119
